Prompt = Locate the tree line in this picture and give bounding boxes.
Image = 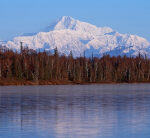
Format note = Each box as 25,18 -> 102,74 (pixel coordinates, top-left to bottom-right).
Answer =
0,46 -> 150,84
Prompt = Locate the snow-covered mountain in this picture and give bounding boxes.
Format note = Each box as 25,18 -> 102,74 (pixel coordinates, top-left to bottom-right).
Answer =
6,16 -> 150,57
0,40 -> 6,46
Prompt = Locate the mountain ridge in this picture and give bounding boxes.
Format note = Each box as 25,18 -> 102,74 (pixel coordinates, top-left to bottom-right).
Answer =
5,16 -> 150,57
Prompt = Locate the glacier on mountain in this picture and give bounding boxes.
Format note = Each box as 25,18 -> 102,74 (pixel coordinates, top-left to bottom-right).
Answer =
5,16 -> 150,57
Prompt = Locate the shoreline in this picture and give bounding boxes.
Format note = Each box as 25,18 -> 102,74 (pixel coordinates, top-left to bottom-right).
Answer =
0,80 -> 150,86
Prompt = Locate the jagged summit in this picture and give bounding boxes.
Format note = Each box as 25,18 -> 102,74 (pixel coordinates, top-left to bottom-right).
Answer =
5,16 -> 150,57
43,16 -> 71,32
44,16 -> 113,34
54,16 -> 78,30
44,16 -> 77,31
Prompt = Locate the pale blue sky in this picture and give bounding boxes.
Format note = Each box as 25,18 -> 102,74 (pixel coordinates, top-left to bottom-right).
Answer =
0,0 -> 150,41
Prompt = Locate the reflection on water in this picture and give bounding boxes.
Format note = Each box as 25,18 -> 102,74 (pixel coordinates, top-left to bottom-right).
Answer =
0,84 -> 150,138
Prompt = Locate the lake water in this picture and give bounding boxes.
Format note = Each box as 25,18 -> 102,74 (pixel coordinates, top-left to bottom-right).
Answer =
0,84 -> 150,138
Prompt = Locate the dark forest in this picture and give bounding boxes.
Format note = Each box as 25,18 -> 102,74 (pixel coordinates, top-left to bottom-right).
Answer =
0,46 -> 150,85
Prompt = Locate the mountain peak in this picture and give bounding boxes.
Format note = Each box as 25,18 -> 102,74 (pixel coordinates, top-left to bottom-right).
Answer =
59,16 -> 75,22
54,16 -> 77,30
43,16 -> 77,32
44,16 -> 113,35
